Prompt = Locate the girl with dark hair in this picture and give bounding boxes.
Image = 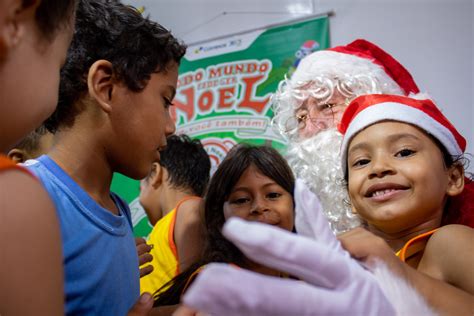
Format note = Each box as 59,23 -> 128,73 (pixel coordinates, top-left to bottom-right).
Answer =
152,144 -> 295,311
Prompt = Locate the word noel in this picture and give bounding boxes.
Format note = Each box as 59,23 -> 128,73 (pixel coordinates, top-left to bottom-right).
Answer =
172,60 -> 272,123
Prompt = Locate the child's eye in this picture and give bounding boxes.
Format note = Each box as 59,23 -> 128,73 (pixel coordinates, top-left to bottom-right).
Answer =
395,149 -> 415,158
267,192 -> 282,199
352,158 -> 370,167
230,198 -> 249,205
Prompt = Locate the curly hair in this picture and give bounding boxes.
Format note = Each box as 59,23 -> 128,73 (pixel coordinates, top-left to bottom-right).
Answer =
153,144 -> 295,306
158,134 -> 211,197
44,0 -> 187,133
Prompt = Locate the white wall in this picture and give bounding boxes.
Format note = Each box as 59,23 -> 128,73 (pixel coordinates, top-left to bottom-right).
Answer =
318,0 -> 473,172
127,0 -> 473,171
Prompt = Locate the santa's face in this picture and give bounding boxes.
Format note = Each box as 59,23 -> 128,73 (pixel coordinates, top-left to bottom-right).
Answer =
294,90 -> 350,139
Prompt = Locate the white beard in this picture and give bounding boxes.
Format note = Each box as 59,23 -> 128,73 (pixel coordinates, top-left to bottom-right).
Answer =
285,128 -> 362,234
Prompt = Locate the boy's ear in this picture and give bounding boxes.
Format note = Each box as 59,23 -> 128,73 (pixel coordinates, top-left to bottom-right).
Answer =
87,60 -> 115,113
0,0 -> 41,57
150,163 -> 165,189
7,148 -> 27,163
446,163 -> 465,197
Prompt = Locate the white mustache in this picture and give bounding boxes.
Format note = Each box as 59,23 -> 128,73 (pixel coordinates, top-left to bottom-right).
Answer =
285,128 -> 361,234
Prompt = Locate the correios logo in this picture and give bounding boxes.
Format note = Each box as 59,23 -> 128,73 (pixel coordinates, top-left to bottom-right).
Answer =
193,39 -> 242,55
172,59 -> 272,125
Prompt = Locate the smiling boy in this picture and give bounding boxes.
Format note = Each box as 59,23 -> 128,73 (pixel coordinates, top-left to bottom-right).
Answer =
25,1 -> 186,314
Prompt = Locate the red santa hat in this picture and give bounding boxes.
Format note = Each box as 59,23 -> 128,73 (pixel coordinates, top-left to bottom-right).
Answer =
338,94 -> 466,174
291,39 -> 419,96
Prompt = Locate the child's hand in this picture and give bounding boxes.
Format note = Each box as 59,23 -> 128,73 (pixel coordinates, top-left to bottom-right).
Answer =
338,227 -> 408,277
127,293 -> 153,316
136,237 -> 153,277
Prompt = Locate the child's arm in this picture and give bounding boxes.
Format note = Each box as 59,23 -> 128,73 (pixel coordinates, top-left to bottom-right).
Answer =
417,224 -> 474,294
0,170 -> 64,315
174,199 -> 205,273
404,259 -> 474,315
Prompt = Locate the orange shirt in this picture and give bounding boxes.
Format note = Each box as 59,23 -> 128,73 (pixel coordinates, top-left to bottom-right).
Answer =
0,155 -> 34,177
396,229 -> 438,262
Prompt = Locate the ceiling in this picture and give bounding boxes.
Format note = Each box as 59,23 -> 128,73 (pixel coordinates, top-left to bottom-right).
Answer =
123,0 -> 319,44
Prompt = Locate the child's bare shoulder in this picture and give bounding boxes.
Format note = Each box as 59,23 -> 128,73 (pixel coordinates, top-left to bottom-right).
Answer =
0,169 -> 64,313
175,197 -> 204,231
419,225 -> 474,293
427,224 -> 473,250
177,198 -> 204,218
1,168 -> 59,229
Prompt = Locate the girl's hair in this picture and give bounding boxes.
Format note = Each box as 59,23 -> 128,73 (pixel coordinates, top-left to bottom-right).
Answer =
153,144 -> 295,306
432,136 -> 473,225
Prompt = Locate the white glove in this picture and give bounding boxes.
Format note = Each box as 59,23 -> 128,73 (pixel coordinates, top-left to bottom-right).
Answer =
181,180 -> 398,316
294,179 -> 344,252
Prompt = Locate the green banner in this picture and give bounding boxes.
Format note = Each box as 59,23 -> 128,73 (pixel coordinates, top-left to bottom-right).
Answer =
111,16 -> 330,237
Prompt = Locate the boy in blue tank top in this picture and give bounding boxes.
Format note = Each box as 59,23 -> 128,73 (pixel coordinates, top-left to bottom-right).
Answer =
26,1 -> 186,315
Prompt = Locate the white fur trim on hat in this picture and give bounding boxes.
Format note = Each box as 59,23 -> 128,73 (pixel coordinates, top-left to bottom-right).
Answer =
340,102 -> 464,174
291,51 -> 403,95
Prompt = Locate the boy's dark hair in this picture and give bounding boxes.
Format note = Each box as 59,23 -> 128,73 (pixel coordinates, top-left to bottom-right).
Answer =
32,0 -> 77,41
159,134 -> 210,197
153,144 -> 295,306
44,0 -> 187,133
10,125 -> 49,153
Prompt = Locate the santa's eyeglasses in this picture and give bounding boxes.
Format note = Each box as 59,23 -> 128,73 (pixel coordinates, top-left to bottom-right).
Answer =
284,100 -> 351,134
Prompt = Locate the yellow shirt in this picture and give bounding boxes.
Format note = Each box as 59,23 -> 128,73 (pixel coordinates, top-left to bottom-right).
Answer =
140,196 -> 200,295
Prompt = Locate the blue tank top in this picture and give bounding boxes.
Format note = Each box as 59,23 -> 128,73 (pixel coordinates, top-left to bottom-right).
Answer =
26,155 -> 140,315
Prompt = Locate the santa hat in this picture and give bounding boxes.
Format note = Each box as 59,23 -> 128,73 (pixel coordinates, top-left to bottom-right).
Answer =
291,39 -> 419,96
338,94 -> 466,174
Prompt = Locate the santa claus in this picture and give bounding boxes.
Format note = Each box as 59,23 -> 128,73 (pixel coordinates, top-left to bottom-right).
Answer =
271,39 -> 420,234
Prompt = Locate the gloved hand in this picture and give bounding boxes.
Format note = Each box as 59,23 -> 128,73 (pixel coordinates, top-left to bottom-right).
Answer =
294,179 -> 344,253
180,180 -> 397,316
